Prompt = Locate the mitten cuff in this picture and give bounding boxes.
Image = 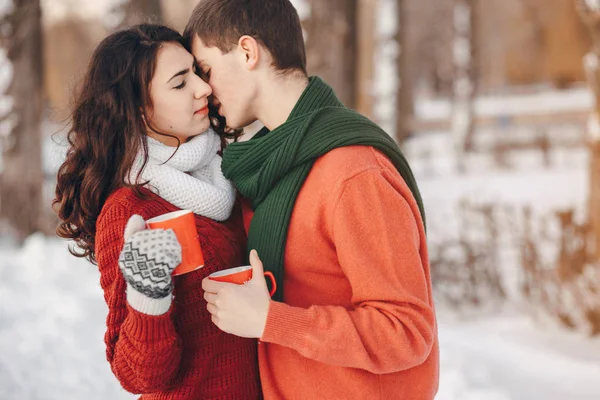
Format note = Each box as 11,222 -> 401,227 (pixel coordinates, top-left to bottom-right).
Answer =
127,283 -> 172,315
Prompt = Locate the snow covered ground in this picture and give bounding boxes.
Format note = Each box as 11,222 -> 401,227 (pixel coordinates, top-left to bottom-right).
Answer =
414,86 -> 592,123
2,233 -> 600,399
437,312 -> 600,400
0,236 -> 129,399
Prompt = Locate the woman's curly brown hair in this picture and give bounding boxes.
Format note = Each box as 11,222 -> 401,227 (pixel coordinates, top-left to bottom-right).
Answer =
53,24 -> 241,264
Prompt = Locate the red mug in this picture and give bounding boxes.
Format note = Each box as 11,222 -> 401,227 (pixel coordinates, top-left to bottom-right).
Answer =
208,266 -> 277,297
146,210 -> 204,276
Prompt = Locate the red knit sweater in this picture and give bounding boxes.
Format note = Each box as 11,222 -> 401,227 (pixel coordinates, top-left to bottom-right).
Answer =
95,187 -> 261,399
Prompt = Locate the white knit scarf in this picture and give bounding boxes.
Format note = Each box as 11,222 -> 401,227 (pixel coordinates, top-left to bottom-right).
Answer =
130,128 -> 236,221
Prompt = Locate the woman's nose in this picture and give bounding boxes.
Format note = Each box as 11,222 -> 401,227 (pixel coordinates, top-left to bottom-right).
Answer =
194,76 -> 212,99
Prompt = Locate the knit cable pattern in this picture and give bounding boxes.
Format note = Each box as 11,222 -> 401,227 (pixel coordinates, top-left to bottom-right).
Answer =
130,128 -> 236,221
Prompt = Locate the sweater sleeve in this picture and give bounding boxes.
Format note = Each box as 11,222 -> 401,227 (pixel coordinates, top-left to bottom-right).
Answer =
260,168 -> 436,374
95,201 -> 183,394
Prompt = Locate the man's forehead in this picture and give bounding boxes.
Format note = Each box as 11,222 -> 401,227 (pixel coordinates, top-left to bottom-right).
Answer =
191,36 -> 212,62
191,35 -> 230,60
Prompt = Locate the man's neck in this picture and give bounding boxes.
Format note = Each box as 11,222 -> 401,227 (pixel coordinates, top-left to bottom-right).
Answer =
255,73 -> 309,131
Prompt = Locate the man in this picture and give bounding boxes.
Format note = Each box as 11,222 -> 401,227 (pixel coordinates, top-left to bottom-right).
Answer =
185,1 -> 439,398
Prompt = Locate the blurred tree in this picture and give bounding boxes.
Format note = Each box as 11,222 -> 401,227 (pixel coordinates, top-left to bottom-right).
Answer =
160,0 -> 198,31
395,0 -> 413,143
120,0 -> 163,26
427,0 -> 454,97
305,0 -> 357,108
577,0 -> 600,262
45,18 -> 104,121
505,0 -> 588,89
451,0 -> 479,171
354,0 -> 375,118
542,0 -> 589,88
348,0 -> 377,118
406,0 -> 587,97
0,0 -> 44,239
406,0 -> 454,97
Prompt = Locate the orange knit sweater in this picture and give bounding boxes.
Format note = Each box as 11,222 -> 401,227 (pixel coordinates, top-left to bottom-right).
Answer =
252,146 -> 439,400
95,187 -> 261,399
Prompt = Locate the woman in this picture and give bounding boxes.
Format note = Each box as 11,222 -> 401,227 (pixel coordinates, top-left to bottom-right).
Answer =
53,24 -> 260,399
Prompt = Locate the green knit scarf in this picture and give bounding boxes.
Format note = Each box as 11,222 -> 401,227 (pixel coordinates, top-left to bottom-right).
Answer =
222,77 -> 425,301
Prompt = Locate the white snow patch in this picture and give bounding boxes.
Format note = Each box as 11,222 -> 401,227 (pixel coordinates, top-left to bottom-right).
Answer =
416,88 -> 593,122
290,0 -> 310,21
0,0 -> 12,18
584,0 -> 600,12
41,0 -> 125,23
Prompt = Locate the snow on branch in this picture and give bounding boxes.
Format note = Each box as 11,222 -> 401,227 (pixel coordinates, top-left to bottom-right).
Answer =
0,47 -> 14,133
585,0 -> 600,12
290,0 -> 310,21
585,52 -> 599,72
587,113 -> 600,141
0,0 -> 12,19
0,0 -> 14,155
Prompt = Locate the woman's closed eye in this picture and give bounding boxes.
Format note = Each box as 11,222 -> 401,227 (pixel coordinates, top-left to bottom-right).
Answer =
174,80 -> 187,90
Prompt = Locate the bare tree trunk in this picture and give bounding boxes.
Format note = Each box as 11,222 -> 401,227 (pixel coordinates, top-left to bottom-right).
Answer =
426,0 -> 455,98
0,0 -> 44,239
451,0 -> 478,172
577,0 -> 600,261
395,0 -> 413,143
354,0 -> 376,118
121,0 -> 163,26
160,0 -> 199,31
465,0 -> 479,152
305,0 -> 357,108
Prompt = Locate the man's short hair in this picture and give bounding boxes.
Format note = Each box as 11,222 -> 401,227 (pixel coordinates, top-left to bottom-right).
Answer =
184,0 -> 307,75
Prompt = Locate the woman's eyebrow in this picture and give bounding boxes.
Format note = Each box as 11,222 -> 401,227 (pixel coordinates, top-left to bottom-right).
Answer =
167,68 -> 189,83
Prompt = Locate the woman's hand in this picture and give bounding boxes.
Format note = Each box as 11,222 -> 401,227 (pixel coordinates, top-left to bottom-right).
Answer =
118,215 -> 182,301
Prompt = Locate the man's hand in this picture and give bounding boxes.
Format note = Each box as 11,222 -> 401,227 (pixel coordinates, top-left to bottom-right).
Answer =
202,250 -> 271,338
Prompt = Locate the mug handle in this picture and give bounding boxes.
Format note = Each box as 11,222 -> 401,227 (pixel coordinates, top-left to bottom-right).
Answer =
263,271 -> 277,297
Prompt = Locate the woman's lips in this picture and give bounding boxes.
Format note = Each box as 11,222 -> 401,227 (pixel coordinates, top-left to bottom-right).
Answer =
194,105 -> 208,115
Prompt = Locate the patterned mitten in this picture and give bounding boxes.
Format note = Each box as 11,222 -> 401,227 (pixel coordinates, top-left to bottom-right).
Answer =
118,215 -> 182,315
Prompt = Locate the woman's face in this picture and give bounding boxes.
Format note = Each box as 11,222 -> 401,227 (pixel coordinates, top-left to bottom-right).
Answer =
146,42 -> 212,146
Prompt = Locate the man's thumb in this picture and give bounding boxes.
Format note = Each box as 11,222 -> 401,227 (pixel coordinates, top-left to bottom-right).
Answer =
249,249 -> 265,279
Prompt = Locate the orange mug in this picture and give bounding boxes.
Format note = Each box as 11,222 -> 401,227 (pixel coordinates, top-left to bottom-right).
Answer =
146,210 -> 204,276
208,266 -> 277,297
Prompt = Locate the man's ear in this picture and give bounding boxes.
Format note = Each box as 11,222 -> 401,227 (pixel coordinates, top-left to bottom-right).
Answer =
238,35 -> 260,70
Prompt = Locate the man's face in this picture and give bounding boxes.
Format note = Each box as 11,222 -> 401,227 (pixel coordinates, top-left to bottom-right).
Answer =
191,35 -> 257,129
